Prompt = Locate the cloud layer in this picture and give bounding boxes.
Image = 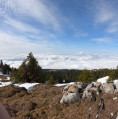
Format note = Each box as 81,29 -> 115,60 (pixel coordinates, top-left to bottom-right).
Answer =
3,53 -> 118,69
0,0 -> 118,67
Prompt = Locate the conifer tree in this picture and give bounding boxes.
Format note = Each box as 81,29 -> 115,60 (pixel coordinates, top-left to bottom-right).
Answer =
0,60 -> 3,69
77,69 -> 94,83
10,52 -> 43,83
47,75 -> 57,84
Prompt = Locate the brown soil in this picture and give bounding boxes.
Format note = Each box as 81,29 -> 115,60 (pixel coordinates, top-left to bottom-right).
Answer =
0,84 -> 118,119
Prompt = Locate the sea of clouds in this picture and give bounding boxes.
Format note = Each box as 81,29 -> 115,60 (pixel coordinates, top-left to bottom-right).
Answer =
2,53 -> 118,69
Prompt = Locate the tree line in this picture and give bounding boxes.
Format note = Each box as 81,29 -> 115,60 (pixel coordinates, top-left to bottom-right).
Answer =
1,53 -> 118,84
0,60 -> 11,75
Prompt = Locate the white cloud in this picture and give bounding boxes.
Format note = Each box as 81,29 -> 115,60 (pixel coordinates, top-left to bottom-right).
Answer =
4,53 -> 118,69
95,1 -> 115,24
0,0 -> 62,32
0,31 -> 53,58
93,0 -> 118,33
4,17 -> 40,33
74,31 -> 88,38
92,37 -> 112,43
0,0 -> 64,58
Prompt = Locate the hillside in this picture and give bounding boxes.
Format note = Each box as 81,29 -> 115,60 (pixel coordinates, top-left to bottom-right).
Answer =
0,84 -> 118,119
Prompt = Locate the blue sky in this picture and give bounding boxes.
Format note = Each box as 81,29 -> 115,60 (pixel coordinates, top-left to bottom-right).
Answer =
1,0 -> 118,69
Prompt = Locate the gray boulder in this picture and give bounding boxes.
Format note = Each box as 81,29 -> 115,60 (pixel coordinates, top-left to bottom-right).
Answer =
82,84 -> 93,98
61,85 -> 69,93
95,82 -> 102,88
76,82 -> 88,89
82,90 -> 91,98
103,83 -> 115,94
68,85 -> 79,93
84,83 -> 93,91
60,92 -> 80,103
90,87 -> 100,95
60,85 -> 81,103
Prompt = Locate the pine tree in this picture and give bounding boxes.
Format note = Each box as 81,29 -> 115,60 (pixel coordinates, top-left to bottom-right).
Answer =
10,52 -> 43,83
0,60 -> 3,69
17,60 -> 28,82
47,75 -> 57,84
0,60 -> 3,67
26,52 -> 43,82
2,65 -> 7,74
77,69 -> 94,83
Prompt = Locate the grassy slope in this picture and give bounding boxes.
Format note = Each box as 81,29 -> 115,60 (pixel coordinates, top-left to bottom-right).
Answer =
0,84 -> 118,119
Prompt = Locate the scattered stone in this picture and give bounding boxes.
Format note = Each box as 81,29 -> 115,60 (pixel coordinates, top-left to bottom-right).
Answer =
116,115 -> 118,119
111,112 -> 114,117
60,80 -> 118,103
113,97 -> 117,100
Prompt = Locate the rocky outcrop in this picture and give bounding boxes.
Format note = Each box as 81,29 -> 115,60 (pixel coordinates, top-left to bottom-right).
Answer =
82,90 -> 91,98
60,85 -> 81,103
60,92 -> 81,103
60,81 -> 118,103
95,82 -> 102,88
103,83 -> 115,94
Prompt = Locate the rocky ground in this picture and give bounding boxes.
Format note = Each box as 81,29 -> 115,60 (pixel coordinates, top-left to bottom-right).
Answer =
0,84 -> 118,119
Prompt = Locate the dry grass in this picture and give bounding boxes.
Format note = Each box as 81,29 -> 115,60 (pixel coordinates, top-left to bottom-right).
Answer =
0,84 -> 118,119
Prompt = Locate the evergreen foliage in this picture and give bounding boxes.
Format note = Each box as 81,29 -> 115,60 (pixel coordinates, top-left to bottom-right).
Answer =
0,60 -> 3,68
77,69 -> 95,83
109,69 -> 118,80
0,60 -> 11,75
9,53 -> 118,84
10,52 -> 43,83
47,75 -> 58,84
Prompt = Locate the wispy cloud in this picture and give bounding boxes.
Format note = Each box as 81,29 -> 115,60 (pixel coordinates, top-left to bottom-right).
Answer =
0,0 -> 64,58
0,0 -> 62,32
74,31 -> 88,38
94,1 -> 115,24
93,0 -> 118,34
91,37 -> 112,43
4,17 -> 40,33
0,31 -> 54,58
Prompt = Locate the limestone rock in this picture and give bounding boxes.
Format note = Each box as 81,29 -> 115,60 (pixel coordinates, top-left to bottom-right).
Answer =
103,83 -> 115,94
82,90 -> 91,98
76,82 -> 88,89
84,84 -> 93,91
115,82 -> 118,92
90,87 -> 100,95
95,82 -> 102,88
68,85 -> 79,93
61,85 -> 69,93
60,92 -> 80,103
